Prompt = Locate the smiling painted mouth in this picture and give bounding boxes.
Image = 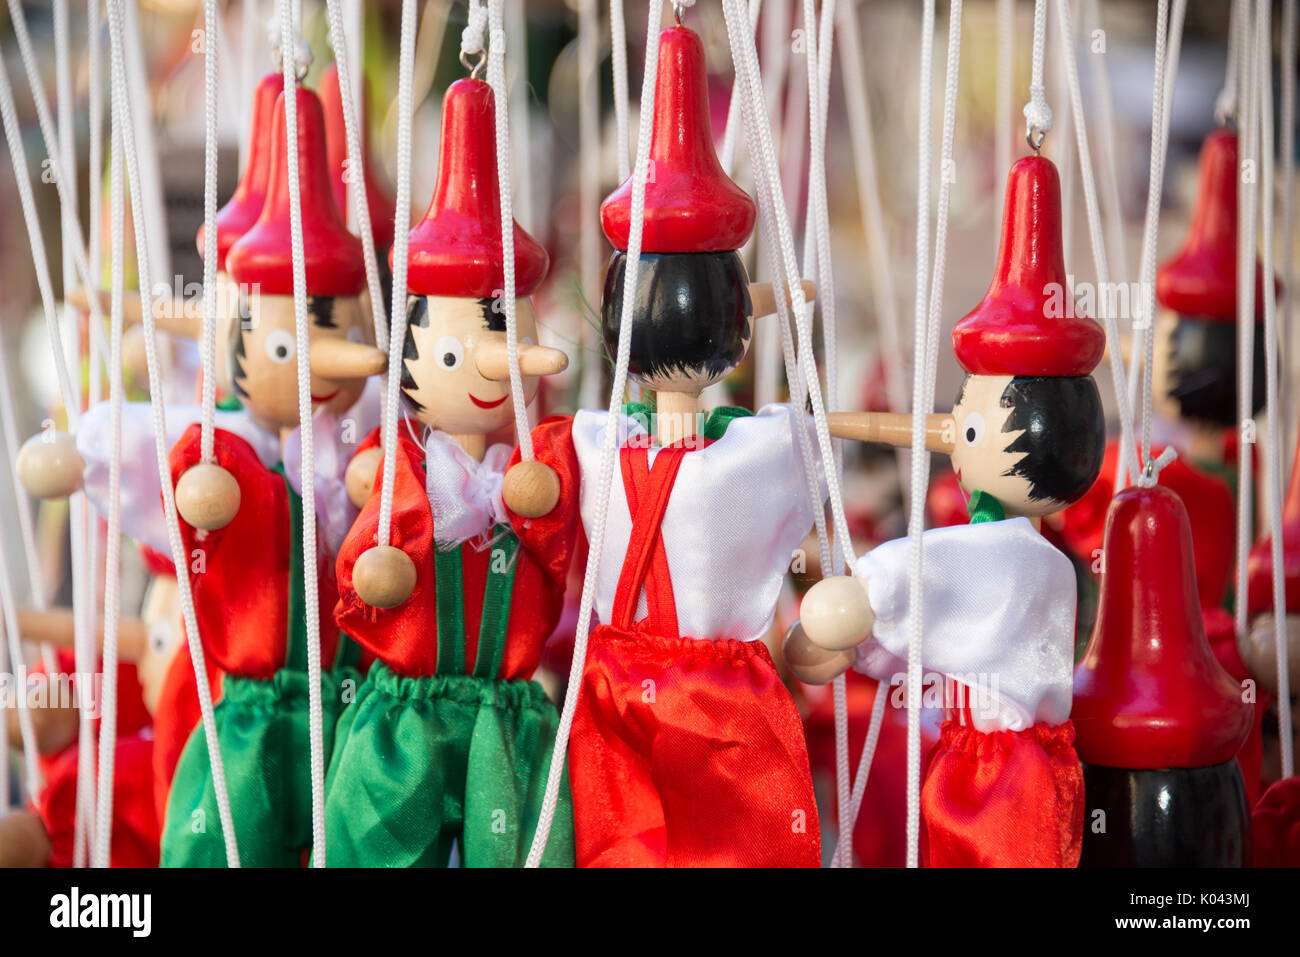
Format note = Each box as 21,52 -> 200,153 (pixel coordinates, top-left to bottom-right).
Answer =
312,390 -> 339,404
469,393 -> 508,409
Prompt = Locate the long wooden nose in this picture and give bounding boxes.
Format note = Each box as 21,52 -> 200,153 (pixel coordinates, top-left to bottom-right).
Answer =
17,608 -> 148,663
67,287 -> 198,338
748,279 -> 818,318
826,411 -> 956,454
474,340 -> 569,380
309,339 -> 387,379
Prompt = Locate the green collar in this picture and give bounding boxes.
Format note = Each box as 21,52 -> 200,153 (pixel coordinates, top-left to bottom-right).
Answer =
622,402 -> 753,441
967,489 -> 1006,524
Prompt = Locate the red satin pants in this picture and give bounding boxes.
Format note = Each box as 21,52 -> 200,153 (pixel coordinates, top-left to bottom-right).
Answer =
570,625 -> 821,867
922,719 -> 1083,867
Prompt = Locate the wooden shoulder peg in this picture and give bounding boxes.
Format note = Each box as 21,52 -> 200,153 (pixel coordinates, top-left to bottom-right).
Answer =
353,544 -> 417,609
345,446 -> 383,509
175,463 -> 241,531
782,620 -> 856,685
502,461 -> 561,518
16,431 -> 85,500
799,575 -> 876,652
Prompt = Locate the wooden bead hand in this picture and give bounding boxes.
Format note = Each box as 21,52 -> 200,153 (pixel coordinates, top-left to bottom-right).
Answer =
502,461 -> 561,518
174,463 -> 241,531
16,432 -> 85,500
798,574 -> 876,652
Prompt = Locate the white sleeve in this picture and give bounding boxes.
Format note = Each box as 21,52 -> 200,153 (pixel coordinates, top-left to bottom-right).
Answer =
77,402 -> 279,553
851,517 -> 1078,732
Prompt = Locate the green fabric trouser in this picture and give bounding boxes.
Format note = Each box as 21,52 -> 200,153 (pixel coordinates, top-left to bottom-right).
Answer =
322,662 -> 575,868
161,668 -> 352,868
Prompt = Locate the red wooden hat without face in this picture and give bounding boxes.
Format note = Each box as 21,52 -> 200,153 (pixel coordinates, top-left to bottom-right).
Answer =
600,25 -> 756,254
1072,485 -> 1252,769
399,78 -> 548,298
951,155 -> 1104,377
226,86 -> 365,297
1156,129 -> 1271,322
196,71 -> 283,272
318,62 -> 396,251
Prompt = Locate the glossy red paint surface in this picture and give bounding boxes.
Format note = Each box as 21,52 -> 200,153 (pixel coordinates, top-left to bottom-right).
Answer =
951,155 -> 1104,376
1156,129 -> 1272,322
1247,419 -> 1300,617
400,78 -> 549,299
226,87 -> 365,297
1072,486 -> 1252,769
600,25 -> 756,253
197,71 -> 283,272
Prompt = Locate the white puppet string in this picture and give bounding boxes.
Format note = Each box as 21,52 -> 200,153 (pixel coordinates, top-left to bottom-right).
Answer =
907,0 -> 963,869
525,0 -> 665,868
325,0 -> 390,355
1216,0 -> 1244,127
1053,0 -> 1137,492
92,63 -> 128,873
485,0 -> 535,461
996,0 -> 1014,212
1132,0 -> 1178,481
1024,0 -> 1053,146
1254,0 -> 1294,780
377,0 -> 418,548
610,0 -> 631,182
719,0 -> 761,178
1234,0 -> 1260,649
103,0 -> 241,867
797,0 -> 852,870
0,58 -> 67,798
1124,0 -> 1187,445
1283,0 -> 1296,457
274,0 -> 329,866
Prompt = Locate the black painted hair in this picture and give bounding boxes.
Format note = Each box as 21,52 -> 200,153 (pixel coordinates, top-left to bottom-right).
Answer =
957,374 -> 1106,506
399,295 -> 501,414
1165,314 -> 1266,426
228,293 -> 337,400
601,250 -> 752,386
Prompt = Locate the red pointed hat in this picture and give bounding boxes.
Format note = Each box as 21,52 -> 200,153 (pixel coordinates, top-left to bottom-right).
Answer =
600,25 -> 756,253
196,71 -> 283,271
318,63 -> 396,251
226,87 -> 365,297
951,155 -> 1104,376
1072,485 -> 1252,769
1246,421 -> 1300,617
400,78 -> 548,298
1157,128 -> 1272,322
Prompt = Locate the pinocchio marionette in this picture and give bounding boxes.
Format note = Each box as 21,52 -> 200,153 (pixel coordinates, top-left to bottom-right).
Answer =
794,154 -> 1106,867
326,72 -> 578,868
504,21 -> 825,868
161,81 -> 386,867
1072,484 -> 1253,866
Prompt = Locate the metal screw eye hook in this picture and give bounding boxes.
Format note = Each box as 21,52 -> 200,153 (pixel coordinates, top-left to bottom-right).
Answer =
1026,128 -> 1046,153
673,1 -> 688,25
460,48 -> 487,81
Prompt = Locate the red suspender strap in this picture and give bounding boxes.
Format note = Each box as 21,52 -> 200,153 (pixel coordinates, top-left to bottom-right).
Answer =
610,443 -> 693,635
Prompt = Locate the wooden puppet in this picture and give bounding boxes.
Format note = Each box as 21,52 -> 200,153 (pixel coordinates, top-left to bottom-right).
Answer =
158,82 -> 386,868
502,22 -> 826,868
1150,128 -> 1271,473
0,601 -> 158,867
1072,485 -> 1252,866
793,154 -> 1106,867
1242,419 -> 1300,798
324,73 -> 578,868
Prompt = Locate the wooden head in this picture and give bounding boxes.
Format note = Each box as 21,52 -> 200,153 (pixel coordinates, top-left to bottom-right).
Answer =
399,294 -> 567,437
229,290 -> 383,432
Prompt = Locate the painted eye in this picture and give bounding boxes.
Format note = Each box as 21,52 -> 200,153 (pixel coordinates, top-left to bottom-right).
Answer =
148,620 -> 175,659
435,336 -> 464,371
961,411 -> 986,447
265,329 -> 296,364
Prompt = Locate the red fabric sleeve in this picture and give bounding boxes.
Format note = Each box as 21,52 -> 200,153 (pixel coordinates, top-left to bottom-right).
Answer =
505,415 -> 581,590
168,424 -> 290,679
334,434 -> 439,676
1253,776 -> 1300,867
